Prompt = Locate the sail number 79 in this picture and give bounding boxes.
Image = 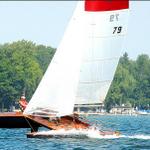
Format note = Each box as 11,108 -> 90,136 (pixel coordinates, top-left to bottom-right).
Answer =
113,26 -> 122,34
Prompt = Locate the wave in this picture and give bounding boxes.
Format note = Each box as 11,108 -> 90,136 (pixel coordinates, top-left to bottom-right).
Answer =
88,133 -> 150,140
122,135 -> 150,140
88,134 -> 150,140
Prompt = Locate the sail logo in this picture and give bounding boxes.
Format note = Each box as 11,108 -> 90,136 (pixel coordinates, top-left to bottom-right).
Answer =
110,14 -> 119,22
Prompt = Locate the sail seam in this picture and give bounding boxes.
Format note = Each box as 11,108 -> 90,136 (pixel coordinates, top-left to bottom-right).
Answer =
79,79 -> 111,84
83,57 -> 119,63
88,34 -> 125,38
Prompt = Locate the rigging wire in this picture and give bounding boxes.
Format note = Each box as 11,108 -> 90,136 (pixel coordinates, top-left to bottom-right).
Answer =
23,115 -> 36,132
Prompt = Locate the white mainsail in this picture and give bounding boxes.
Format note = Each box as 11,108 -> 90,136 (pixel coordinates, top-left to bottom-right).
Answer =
24,1 -> 129,117
75,7 -> 129,104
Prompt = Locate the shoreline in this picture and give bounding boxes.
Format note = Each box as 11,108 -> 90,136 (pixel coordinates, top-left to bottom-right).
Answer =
76,112 -> 150,116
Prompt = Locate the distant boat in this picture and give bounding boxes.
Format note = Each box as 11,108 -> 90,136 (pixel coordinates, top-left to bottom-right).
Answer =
137,110 -> 150,115
0,0 -> 129,138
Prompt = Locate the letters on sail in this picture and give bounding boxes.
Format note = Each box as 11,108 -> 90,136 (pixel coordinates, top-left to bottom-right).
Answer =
24,0 -> 129,117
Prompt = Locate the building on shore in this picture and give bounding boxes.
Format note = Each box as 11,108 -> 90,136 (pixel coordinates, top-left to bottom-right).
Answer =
74,103 -> 137,115
109,106 -> 135,115
74,103 -> 105,114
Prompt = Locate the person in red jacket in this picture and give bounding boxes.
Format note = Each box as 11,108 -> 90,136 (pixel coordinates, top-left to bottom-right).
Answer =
19,95 -> 28,111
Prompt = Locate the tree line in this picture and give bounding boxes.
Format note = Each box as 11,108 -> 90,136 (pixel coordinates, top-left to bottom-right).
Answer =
0,40 -> 150,111
105,52 -> 150,111
0,40 -> 55,111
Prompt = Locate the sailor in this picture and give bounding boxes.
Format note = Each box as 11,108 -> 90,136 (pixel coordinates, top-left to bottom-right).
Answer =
19,95 -> 28,111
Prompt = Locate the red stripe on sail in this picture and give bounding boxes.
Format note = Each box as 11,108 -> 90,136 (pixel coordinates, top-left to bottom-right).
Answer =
85,0 -> 129,12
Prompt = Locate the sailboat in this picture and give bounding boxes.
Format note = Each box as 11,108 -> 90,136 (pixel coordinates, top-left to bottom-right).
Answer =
22,0 -> 129,137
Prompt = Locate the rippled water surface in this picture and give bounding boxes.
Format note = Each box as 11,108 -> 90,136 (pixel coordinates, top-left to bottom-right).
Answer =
0,115 -> 150,150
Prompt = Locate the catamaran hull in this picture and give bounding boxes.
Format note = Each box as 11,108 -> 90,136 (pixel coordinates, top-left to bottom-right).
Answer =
0,112 -> 120,138
26,132 -> 87,138
0,112 -> 40,131
26,130 -> 120,138
0,112 -> 89,132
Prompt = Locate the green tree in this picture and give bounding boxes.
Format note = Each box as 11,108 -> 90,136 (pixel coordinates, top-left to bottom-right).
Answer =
0,40 -> 56,110
105,52 -> 136,111
34,45 -> 56,73
133,54 -> 150,107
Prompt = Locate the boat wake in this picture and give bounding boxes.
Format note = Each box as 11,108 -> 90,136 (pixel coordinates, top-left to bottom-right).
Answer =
32,129 -> 150,140
121,135 -> 150,140
88,133 -> 150,140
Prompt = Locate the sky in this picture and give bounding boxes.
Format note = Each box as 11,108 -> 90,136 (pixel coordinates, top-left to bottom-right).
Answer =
0,1 -> 150,60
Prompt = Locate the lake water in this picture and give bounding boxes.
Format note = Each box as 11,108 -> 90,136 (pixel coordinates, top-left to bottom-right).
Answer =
0,115 -> 150,150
